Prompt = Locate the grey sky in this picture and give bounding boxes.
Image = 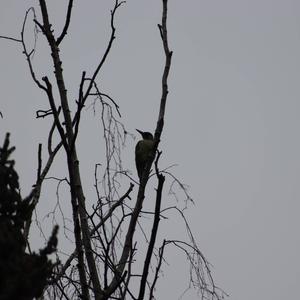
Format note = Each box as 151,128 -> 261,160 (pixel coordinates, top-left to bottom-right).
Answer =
1,0 -> 300,299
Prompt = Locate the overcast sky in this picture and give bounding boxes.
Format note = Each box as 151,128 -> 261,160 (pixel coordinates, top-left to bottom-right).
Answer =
1,1 -> 300,299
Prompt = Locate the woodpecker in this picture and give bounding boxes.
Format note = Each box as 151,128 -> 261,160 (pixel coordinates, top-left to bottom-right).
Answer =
135,129 -> 154,181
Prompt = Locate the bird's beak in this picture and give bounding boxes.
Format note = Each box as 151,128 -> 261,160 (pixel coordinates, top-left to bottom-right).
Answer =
136,129 -> 143,135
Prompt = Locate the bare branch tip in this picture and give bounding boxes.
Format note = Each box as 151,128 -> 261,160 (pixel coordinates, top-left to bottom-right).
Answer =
0,35 -> 22,43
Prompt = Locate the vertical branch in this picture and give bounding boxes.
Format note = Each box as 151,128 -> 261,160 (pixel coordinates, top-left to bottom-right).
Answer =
155,0 -> 173,141
103,0 -> 172,297
138,152 -> 165,300
68,167 -> 90,300
37,143 -> 42,181
37,0 -> 74,148
149,240 -> 167,299
34,1 -> 125,298
37,1 -> 102,298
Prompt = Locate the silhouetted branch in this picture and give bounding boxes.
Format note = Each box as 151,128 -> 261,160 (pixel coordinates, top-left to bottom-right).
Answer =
149,239 -> 167,299
56,0 -> 74,45
165,240 -> 227,300
0,35 -> 22,43
23,139 -> 63,243
38,0 -> 93,297
37,143 -> 42,181
36,109 -> 54,119
42,76 -> 68,151
163,170 -> 194,206
104,0 -> 172,297
154,0 -> 173,143
89,88 -> 121,118
138,152 -> 165,300
91,183 -> 134,235
21,7 -> 47,91
82,0 -> 125,103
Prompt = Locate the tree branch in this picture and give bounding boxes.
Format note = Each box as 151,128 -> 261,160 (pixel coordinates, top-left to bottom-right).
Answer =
56,0 -> 74,45
21,8 -> 47,91
149,239 -> 167,299
102,0 -> 172,297
38,1 -> 95,298
82,0 -> 125,104
0,35 -> 22,43
138,152 -> 165,300
154,0 -> 173,142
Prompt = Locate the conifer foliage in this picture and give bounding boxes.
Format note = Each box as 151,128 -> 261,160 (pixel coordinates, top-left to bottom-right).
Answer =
0,133 -> 58,300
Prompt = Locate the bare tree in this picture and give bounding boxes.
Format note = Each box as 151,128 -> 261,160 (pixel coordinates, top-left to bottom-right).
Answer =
0,1 -> 226,299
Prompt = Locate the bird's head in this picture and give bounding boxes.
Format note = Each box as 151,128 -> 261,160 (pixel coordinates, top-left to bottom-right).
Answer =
136,129 -> 154,140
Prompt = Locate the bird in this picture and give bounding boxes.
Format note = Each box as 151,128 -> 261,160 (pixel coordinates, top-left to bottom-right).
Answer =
135,129 -> 154,181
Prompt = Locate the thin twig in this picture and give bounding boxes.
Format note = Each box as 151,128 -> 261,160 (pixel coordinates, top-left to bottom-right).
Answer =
0,35 -> 22,43
82,0 -> 125,103
149,240 -> 167,299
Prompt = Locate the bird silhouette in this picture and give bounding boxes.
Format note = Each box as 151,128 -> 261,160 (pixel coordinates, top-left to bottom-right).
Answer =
135,129 -> 154,181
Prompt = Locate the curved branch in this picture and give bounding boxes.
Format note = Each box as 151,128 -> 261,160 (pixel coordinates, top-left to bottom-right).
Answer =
56,0 -> 74,45
21,8 -> 47,91
82,0 -> 125,103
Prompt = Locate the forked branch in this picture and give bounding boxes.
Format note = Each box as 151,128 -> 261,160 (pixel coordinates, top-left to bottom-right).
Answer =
103,0 -> 172,297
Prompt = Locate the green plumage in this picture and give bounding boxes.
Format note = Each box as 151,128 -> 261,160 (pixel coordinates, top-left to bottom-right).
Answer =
135,130 -> 154,181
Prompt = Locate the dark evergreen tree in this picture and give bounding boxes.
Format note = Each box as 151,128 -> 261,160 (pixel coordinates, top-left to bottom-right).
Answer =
0,133 -> 58,300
